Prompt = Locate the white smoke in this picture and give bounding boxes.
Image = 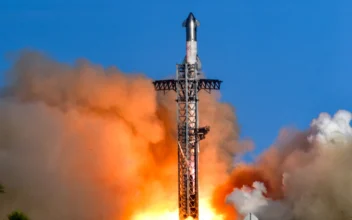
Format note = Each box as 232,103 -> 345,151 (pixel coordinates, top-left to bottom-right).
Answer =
308,110 -> 352,146
226,182 -> 290,220
226,181 -> 268,215
226,110 -> 352,220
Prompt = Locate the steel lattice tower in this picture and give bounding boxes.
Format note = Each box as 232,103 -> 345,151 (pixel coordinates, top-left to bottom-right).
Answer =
153,12 -> 222,220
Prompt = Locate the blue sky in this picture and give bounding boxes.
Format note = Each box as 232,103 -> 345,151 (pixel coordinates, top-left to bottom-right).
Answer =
1,0 -> 352,159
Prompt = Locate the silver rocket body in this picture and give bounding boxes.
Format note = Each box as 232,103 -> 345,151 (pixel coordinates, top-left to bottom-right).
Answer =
183,13 -> 201,67
183,12 -> 199,41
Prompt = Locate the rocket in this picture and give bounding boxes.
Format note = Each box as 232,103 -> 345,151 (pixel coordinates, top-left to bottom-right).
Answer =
183,12 -> 201,67
153,12 -> 222,220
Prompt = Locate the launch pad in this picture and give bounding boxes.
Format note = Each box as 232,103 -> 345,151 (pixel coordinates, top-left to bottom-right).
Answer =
153,13 -> 222,220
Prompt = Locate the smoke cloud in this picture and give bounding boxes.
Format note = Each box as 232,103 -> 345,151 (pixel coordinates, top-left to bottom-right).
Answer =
218,110 -> 352,220
1,50 -> 351,220
0,51 -> 245,219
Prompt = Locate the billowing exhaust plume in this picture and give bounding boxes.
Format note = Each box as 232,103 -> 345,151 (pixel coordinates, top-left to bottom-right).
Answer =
1,50 -> 351,220
217,110 -> 352,220
0,50 -> 247,220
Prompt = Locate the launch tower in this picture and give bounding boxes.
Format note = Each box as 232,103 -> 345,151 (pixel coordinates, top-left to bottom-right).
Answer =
153,12 -> 222,220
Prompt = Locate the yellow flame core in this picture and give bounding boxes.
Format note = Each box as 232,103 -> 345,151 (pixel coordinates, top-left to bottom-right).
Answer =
133,198 -> 224,220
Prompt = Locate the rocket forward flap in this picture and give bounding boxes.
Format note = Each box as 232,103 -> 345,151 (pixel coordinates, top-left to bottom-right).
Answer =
182,20 -> 200,27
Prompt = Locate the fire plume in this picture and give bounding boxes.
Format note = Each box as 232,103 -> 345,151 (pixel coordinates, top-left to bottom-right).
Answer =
132,198 -> 224,220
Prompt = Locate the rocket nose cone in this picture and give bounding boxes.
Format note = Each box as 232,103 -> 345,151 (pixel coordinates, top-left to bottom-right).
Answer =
182,12 -> 200,27
187,12 -> 196,20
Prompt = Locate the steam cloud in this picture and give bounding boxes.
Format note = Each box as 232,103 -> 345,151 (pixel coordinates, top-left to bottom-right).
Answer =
221,110 -> 352,220
0,51 -> 245,219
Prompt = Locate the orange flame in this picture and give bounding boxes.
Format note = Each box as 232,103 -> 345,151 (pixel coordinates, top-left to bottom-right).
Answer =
133,198 -> 224,220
